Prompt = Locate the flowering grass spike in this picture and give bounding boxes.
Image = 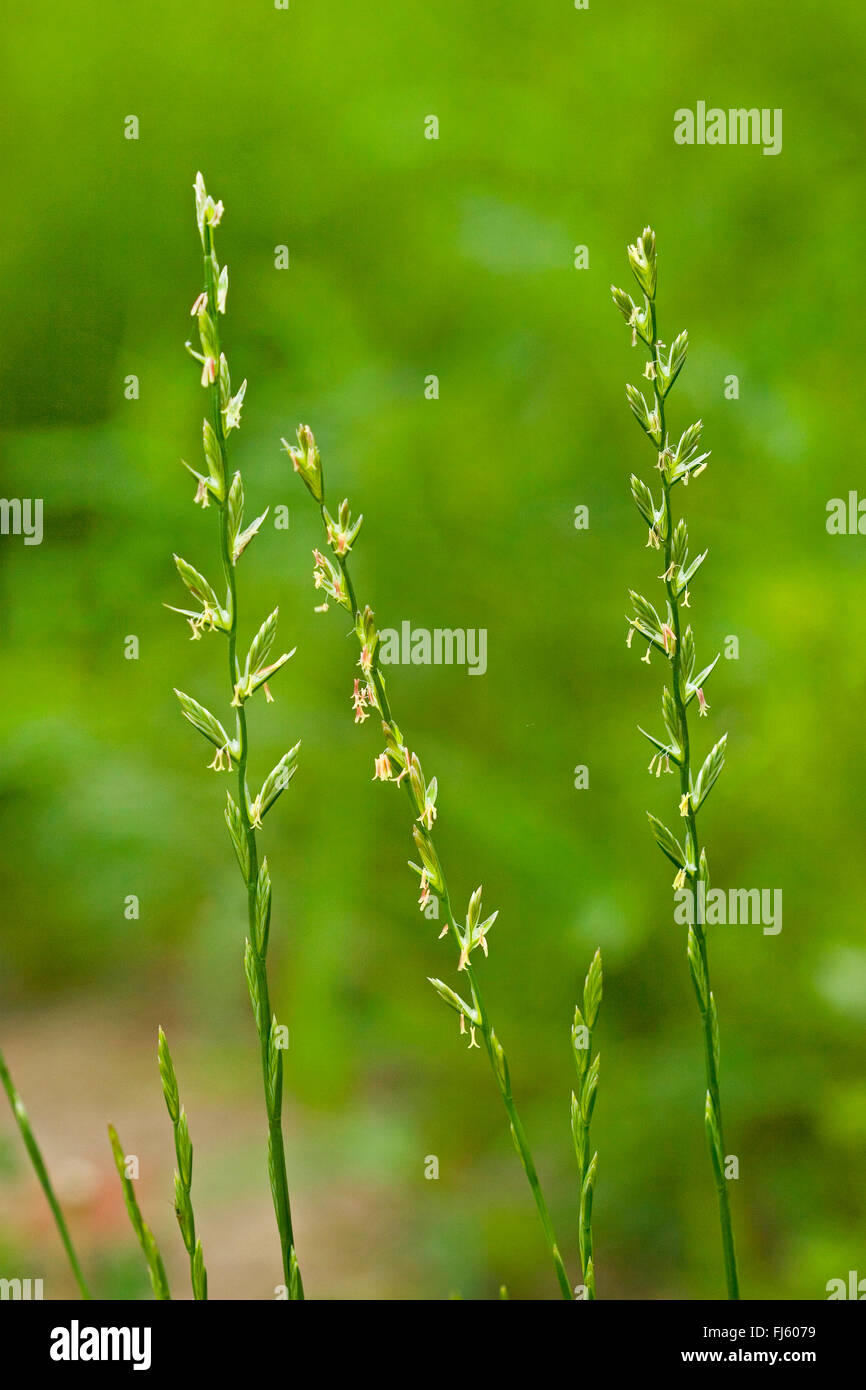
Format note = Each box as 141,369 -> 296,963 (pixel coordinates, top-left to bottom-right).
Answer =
612,227 -> 740,1299
170,174 -> 303,1298
286,424 -> 601,1300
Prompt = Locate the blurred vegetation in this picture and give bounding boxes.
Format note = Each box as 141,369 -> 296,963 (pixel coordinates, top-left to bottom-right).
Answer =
1,0 -> 865,1299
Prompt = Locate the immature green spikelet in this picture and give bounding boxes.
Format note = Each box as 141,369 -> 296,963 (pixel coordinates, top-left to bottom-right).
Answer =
171,173 -> 303,1297
612,228 -> 740,1299
570,949 -> 602,1300
107,1125 -> 171,1301
158,1028 -> 207,1299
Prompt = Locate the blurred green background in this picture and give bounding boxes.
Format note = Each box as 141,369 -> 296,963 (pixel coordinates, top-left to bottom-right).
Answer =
1,0 -> 865,1300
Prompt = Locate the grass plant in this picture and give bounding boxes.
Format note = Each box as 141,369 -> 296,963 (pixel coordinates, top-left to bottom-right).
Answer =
286,425 -> 603,1299
168,174 -> 303,1298
612,227 -> 740,1299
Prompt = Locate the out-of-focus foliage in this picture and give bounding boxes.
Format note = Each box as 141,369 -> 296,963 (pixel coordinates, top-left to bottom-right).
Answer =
1,0 -> 865,1300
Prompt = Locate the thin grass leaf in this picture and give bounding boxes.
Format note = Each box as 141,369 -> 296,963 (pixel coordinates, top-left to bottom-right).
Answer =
0,1048 -> 92,1299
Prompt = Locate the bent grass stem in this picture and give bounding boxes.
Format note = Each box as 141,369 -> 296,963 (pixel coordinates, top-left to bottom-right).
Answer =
285,429 -> 572,1300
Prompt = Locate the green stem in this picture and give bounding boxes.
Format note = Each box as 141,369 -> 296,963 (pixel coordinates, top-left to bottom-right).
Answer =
647,300 -> 740,1301
450,885 -> 572,1302
324,509 -> 572,1302
0,1046 -> 92,1299
203,225 -> 303,1300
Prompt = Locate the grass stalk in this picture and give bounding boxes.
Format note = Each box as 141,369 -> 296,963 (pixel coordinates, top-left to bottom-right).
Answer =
171,174 -> 303,1297
612,227 -> 740,1299
285,428 -> 572,1300
0,1045 -> 92,1299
